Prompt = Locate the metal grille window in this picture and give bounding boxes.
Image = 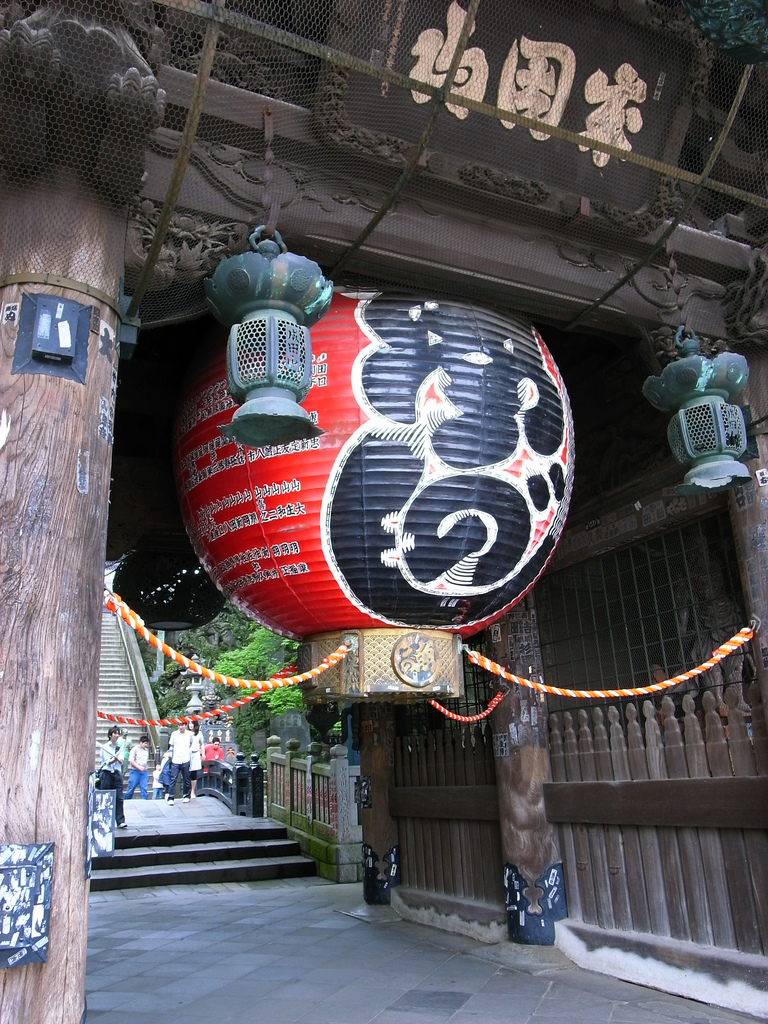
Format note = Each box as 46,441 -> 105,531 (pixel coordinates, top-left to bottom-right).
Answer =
535,511 -> 746,702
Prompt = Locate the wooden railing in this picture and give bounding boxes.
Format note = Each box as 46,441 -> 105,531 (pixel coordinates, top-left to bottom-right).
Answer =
266,739 -> 361,846
545,682 -> 768,955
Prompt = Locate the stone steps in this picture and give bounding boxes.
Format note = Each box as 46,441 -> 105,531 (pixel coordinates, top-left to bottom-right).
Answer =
90,818 -> 316,890
90,855 -> 315,890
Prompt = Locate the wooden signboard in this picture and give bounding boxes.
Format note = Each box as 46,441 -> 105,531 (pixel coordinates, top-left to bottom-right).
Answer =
321,0 -> 703,211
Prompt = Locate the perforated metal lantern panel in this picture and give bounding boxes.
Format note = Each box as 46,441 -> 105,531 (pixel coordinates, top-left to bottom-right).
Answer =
229,319 -> 268,395
228,315 -> 311,402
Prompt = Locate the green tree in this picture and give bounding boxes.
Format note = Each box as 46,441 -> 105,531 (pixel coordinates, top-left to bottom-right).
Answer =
214,629 -> 300,755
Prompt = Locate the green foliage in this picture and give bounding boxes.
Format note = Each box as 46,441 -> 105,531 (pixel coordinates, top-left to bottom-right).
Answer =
145,603 -> 257,720
213,629 -> 300,755
136,599 -> 301,753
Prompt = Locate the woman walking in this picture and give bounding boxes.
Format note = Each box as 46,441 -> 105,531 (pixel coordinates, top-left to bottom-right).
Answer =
189,721 -> 204,799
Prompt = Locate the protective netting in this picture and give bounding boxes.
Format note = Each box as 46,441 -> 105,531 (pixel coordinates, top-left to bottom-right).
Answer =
3,0 -> 767,382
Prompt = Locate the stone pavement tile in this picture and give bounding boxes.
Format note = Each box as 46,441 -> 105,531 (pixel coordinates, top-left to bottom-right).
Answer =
476,969 -> 552,996
633,1000 -> 759,1024
390,989 -> 472,1013
235,995 -> 320,1022
413,959 -> 501,992
298,965 -> 371,988
552,969 -> 667,1005
452,1012 -> 538,1024
221,951 -> 284,968
460,992 -> 543,1015
533,995 -> 614,1019
367,1009 -> 455,1024
298,987 -> 409,1024
608,1008 -> 698,1024
267,980 -> 351,1004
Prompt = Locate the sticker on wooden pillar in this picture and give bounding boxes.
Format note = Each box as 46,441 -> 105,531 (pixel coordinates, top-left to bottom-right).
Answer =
362,843 -> 399,905
504,861 -> 567,945
2,302 -> 20,328
0,410 -> 10,452
0,843 -> 55,967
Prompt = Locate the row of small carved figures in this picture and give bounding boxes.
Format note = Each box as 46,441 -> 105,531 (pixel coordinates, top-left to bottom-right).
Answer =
548,681 -> 768,782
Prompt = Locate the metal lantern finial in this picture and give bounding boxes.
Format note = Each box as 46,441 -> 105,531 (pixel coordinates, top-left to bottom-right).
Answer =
680,1 -> 768,64
204,226 -> 333,448
643,328 -> 750,495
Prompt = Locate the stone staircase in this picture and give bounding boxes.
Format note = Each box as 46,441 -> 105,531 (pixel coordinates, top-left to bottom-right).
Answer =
96,612 -> 155,770
90,816 -> 316,890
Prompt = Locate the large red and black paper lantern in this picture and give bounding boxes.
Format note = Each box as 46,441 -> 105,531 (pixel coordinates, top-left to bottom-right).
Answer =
174,294 -> 574,640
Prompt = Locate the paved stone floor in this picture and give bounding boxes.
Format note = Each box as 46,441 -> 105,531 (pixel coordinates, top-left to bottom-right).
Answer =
86,878 -> 764,1024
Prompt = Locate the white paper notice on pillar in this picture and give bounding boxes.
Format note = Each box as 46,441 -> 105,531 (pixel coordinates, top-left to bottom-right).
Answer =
1,302 -> 20,328
756,469 -> 768,488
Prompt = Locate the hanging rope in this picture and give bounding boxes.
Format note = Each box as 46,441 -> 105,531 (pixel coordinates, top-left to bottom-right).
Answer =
458,626 -> 753,703
428,690 -> 506,723
98,689 -> 265,728
104,590 -> 348,690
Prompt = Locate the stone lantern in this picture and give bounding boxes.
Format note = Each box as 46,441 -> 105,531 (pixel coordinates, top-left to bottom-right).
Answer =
642,329 -> 750,494
183,660 -> 206,714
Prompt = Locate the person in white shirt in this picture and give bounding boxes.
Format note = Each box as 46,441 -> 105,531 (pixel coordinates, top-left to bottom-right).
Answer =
125,735 -> 150,800
166,721 -> 193,805
99,726 -> 126,828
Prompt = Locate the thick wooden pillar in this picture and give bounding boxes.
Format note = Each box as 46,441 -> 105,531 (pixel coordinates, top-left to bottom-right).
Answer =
729,348 -> 768,729
0,176 -> 125,1023
359,703 -> 399,904
0,8 -> 163,1014
488,607 -> 567,944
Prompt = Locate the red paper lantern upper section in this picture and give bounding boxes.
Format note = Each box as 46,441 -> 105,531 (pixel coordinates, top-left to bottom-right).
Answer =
174,294 -> 574,639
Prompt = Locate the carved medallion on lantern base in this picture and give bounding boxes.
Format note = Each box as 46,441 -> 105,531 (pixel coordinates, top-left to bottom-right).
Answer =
299,628 -> 463,702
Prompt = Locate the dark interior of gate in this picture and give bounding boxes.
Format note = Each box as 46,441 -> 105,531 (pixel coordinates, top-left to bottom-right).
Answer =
4,0 -> 766,994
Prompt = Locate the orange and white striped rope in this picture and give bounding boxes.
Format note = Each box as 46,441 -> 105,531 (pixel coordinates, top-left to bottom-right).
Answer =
462,626 -> 754,701
103,590 -> 348,691
98,689 -> 266,727
428,690 -> 506,723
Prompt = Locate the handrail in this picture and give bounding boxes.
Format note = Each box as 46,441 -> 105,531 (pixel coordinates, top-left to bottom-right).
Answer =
114,615 -> 161,762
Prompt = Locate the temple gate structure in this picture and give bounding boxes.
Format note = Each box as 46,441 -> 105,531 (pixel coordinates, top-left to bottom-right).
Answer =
1,0 -> 768,1019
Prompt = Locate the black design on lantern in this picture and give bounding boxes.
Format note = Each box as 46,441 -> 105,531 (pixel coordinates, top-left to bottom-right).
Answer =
323,296 -> 573,630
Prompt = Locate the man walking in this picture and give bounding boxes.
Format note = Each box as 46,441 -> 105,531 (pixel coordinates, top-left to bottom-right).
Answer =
125,734 -> 150,800
167,721 -> 192,805
99,726 -> 127,828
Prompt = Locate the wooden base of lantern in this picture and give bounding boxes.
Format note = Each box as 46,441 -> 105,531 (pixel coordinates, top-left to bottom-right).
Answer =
299,628 -> 464,702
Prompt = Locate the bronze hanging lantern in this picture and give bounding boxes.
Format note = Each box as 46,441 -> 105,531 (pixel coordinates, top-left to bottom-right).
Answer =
680,1 -> 768,64
204,226 -> 333,448
643,328 -> 750,495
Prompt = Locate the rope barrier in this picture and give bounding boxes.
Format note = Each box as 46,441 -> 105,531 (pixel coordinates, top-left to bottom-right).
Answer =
462,626 -> 754,702
97,690 -> 264,727
428,690 -> 505,723
104,590 -> 348,690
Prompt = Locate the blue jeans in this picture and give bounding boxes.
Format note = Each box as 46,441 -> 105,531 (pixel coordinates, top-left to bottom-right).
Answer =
152,787 -> 163,800
167,761 -> 190,800
125,768 -> 148,800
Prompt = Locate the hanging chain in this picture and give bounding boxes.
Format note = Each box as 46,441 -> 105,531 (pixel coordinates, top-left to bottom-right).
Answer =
666,237 -> 687,334
262,108 -> 281,236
